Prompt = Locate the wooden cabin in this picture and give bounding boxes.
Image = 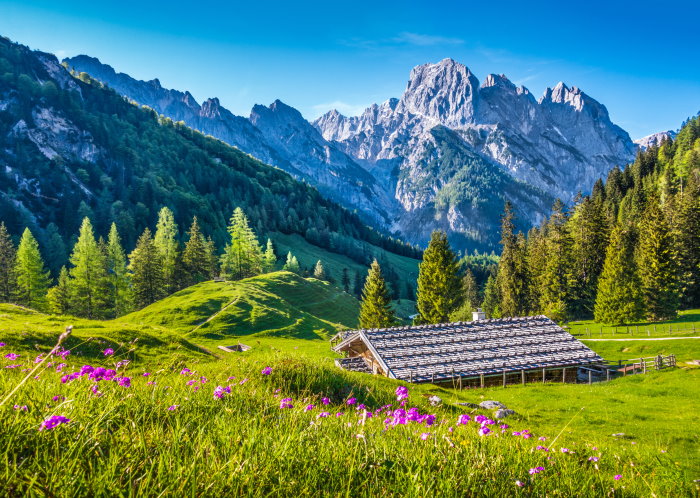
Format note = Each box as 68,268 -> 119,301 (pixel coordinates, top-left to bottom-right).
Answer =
330,316 -> 604,387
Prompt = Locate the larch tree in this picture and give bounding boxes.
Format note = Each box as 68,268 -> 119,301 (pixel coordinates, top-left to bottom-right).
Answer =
69,218 -> 109,319
282,252 -> 300,274
313,260 -> 326,280
182,217 -> 210,286
106,223 -> 132,317
154,207 -> 180,293
636,196 -> 681,320
263,239 -> 277,273
358,259 -> 396,329
14,228 -> 50,310
47,266 -> 72,315
0,222 -> 16,302
221,208 -> 263,280
129,228 -> 165,309
594,225 -> 644,325
415,230 -> 461,324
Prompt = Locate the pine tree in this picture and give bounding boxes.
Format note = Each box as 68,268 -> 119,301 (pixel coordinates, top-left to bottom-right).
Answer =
13,228 -> 50,310
675,175 -> 700,307
358,259 -> 396,329
594,225 -> 644,325
69,218 -> 109,319
263,238 -> 277,273
129,228 -> 165,309
341,268 -> 350,293
282,252 -> 300,274
496,203 -> 529,317
43,222 -> 66,276
47,266 -> 72,315
415,230 -> 461,324
313,260 -> 325,280
637,197 -> 681,320
154,207 -> 180,293
221,208 -> 263,280
525,226 -> 547,313
353,271 -> 363,298
540,200 -> 574,322
204,236 -> 219,279
0,222 -> 16,302
106,223 -> 132,317
182,217 -> 209,286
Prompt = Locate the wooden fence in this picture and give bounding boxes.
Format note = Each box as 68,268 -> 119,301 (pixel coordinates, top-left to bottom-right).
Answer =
579,354 -> 677,384
575,323 -> 699,337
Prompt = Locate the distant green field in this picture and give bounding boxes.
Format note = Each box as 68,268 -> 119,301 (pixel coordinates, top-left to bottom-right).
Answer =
567,309 -> 700,339
583,338 -> 700,365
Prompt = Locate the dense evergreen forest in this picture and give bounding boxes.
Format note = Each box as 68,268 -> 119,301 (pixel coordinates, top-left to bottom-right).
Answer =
475,115 -> 700,324
0,36 -> 420,280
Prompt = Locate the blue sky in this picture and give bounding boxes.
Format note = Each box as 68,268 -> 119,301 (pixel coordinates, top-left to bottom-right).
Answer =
1,0 -> 699,138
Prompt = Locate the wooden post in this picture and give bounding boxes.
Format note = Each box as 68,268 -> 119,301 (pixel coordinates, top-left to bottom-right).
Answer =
641,358 -> 646,374
606,368 -> 610,382
623,364 -> 627,377
431,372 -> 435,384
588,370 -> 592,385
618,359 -> 621,367
521,370 -> 525,385
562,368 -> 566,383
502,370 -> 506,388
480,373 -> 484,389
542,368 -> 546,384
459,374 -> 462,390
409,370 -> 413,383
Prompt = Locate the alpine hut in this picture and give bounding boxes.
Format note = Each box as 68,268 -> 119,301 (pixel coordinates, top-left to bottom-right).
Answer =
330,316 -> 604,387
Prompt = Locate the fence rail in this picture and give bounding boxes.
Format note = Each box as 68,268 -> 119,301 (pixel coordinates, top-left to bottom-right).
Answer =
572,324 -> 699,337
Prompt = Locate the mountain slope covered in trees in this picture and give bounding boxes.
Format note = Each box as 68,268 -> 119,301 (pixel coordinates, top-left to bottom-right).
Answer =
0,36 -> 419,284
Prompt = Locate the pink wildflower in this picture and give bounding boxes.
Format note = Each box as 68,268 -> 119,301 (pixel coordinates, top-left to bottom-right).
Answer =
39,415 -> 70,430
261,366 -> 272,375
102,348 -> 114,357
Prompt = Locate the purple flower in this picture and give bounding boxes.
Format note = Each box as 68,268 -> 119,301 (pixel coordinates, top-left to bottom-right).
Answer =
102,348 -> 114,357
335,412 -> 344,417
457,414 -> 471,425
0,342 -> 5,347
239,378 -> 248,385
305,404 -> 315,411
321,397 -> 330,405
346,397 -> 357,405
420,432 -> 431,440
115,360 -> 130,369
213,386 -> 228,399
614,475 -> 622,481
261,366 -> 272,375
528,466 -> 545,475
142,372 -> 151,377
13,405 -> 28,411
180,368 -> 191,376
168,405 -> 178,411
52,395 -> 65,403
39,415 -> 70,431
479,427 -> 491,436
4,353 -> 20,360
423,414 -> 436,426
116,376 -> 131,388
560,448 -> 569,453
515,480 -> 525,487
395,386 -> 409,401
317,412 -> 330,418
588,456 -> 599,462
90,384 -> 102,397
280,398 -> 293,409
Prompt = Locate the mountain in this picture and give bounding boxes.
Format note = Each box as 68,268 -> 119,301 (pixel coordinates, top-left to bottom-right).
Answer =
0,36 -> 419,284
64,55 -> 637,251
62,55 -> 395,227
634,130 -> 677,149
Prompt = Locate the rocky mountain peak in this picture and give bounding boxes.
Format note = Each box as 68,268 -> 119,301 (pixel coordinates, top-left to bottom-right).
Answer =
482,73 -> 515,90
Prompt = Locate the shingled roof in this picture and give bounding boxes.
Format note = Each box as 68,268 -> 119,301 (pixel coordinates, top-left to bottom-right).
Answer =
332,316 -> 603,383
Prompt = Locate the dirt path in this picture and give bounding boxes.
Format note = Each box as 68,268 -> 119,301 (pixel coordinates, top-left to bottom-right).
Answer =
583,337 -> 700,341
187,293 -> 241,336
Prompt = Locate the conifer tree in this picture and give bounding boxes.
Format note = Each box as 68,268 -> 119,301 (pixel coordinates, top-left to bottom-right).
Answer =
637,197 -> 680,320
204,236 -> 219,279
69,218 -> 109,319
221,208 -> 263,280
313,260 -> 326,280
540,200 -> 574,322
263,239 -> 277,273
0,222 -> 16,302
525,226 -> 547,313
358,259 -> 396,329
594,226 -> 644,325
182,217 -> 209,286
341,268 -> 350,293
415,230 -> 461,324
675,175 -> 700,307
496,203 -> 529,317
353,271 -> 363,298
282,252 -> 300,274
14,228 -> 50,310
47,266 -> 72,315
129,228 -> 165,309
106,223 -> 132,317
154,207 -> 180,293
481,271 -> 501,319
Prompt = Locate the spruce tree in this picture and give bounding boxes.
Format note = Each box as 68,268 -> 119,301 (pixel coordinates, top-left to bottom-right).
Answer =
221,208 -> 263,280
204,236 -> 219,279
69,218 -> 109,319
182,217 -> 209,286
14,228 -> 50,310
0,222 -> 16,302
129,228 -> 165,309
47,266 -> 72,315
154,207 -> 180,293
675,175 -> 700,307
415,230 -> 461,324
358,259 -> 396,329
525,226 -> 547,313
481,271 -> 501,319
637,197 -> 680,320
594,226 -> 644,325
282,252 -> 300,274
263,239 -> 277,273
313,260 -> 326,280
496,203 -> 529,317
341,268 -> 350,293
540,200 -> 574,322
353,271 -> 363,298
106,223 -> 132,317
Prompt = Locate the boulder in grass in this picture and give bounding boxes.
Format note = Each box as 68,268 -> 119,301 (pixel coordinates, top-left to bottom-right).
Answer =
428,395 -> 442,406
495,409 -> 515,419
455,402 -> 480,409
479,400 -> 507,410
